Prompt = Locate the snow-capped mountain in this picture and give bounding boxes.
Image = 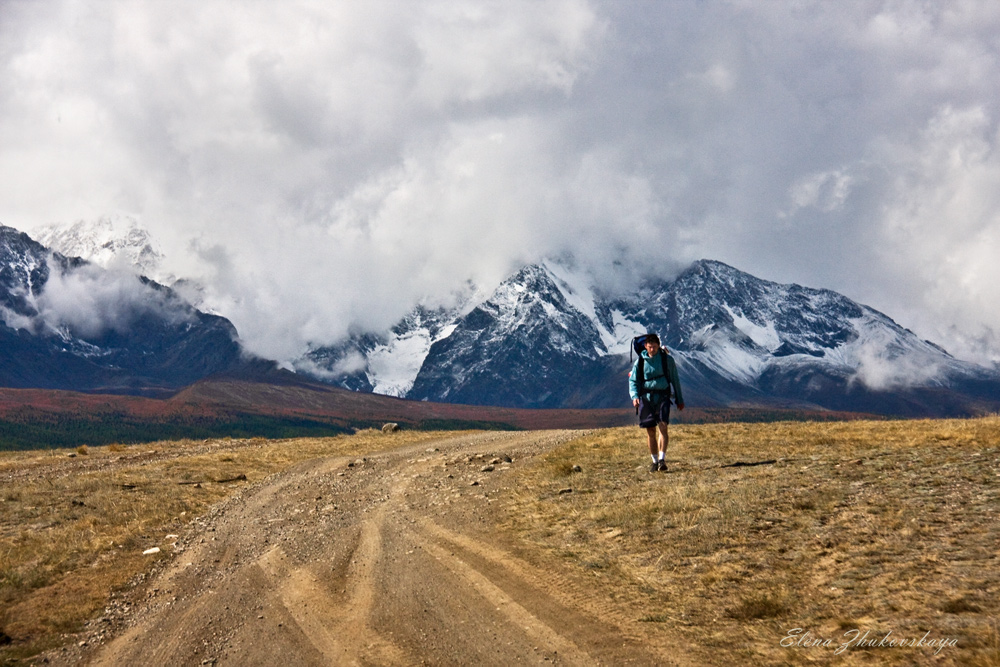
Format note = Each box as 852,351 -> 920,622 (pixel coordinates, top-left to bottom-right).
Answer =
34,215 -> 166,280
604,260 -> 998,412
301,259 -> 1000,416
0,224 -> 246,394
12,214 -> 997,416
404,262 -> 631,408
33,216 -> 212,309
296,285 -> 484,396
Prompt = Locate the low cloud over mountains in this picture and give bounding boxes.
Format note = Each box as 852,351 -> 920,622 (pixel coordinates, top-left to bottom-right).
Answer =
4,3 -> 1000,368
5,222 -> 999,417
1,225 -> 245,394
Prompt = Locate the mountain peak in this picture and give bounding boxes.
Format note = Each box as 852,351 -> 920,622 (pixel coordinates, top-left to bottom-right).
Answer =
296,257 -> 1000,415
34,216 -> 166,280
1,223 -> 245,395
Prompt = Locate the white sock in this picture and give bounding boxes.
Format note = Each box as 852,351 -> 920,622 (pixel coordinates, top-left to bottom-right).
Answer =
658,452 -> 665,461
651,454 -> 658,463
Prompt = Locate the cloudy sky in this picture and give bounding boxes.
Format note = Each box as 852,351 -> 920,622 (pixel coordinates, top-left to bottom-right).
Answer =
2,0 -> 999,366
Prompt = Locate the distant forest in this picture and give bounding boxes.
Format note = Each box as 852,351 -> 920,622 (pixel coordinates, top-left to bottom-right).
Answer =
0,412 -> 355,450
0,405 -> 879,451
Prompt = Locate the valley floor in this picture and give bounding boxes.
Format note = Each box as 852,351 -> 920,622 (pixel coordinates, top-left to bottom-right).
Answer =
3,418 -> 998,665
39,431 -> 678,666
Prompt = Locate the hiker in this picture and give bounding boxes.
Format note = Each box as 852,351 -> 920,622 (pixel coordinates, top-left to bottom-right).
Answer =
629,333 -> 684,472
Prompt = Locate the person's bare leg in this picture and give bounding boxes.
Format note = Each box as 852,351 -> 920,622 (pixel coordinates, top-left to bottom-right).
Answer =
646,426 -> 658,457
657,422 -> 669,456
655,422 -> 669,470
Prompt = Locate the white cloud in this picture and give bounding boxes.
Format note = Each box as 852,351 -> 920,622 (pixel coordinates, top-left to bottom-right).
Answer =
869,104 -> 1000,365
1,0 -> 999,366
850,342 -> 945,392
0,305 -> 36,333
412,0 -> 601,104
34,261 -> 192,340
294,350 -> 367,382
783,169 -> 855,217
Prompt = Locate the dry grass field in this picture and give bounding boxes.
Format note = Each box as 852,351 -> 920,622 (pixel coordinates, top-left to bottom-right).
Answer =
0,429 -> 448,664
2,417 -> 999,665
506,417 -> 1000,665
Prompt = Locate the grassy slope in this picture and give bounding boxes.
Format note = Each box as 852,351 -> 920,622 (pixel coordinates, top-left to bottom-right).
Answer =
0,383 -> 635,451
1,381 -> 885,452
506,417 -> 1000,665
3,418 -> 997,665
0,430 -> 449,664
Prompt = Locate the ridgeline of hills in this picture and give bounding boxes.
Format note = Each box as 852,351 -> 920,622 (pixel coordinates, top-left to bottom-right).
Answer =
300,258 -> 1000,417
2,221 -> 999,449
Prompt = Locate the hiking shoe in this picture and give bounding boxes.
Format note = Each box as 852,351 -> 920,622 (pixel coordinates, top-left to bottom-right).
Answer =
649,461 -> 659,473
657,460 -> 667,472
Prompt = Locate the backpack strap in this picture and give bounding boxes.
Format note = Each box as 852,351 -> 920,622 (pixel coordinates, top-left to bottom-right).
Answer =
636,354 -> 645,396
635,353 -> 645,415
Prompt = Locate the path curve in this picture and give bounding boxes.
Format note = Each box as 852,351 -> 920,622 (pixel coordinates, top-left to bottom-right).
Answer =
70,431 -> 687,666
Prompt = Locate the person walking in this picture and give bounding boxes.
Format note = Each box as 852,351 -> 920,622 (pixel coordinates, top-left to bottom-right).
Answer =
628,333 -> 684,472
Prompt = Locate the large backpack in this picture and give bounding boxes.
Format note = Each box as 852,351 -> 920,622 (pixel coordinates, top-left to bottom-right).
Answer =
631,334 -> 673,404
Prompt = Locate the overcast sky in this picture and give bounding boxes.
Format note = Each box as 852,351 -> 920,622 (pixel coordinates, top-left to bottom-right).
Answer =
2,0 -> 999,366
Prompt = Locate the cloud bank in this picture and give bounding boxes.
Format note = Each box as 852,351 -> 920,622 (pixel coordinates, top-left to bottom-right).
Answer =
35,263 -> 194,340
1,0 -> 999,366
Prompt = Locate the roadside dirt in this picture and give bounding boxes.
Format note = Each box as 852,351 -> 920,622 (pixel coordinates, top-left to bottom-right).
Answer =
42,431 -> 686,666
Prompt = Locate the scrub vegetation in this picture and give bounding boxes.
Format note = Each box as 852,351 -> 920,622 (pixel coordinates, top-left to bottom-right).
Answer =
2,418 -> 999,665
506,417 -> 1000,665
0,429 -> 447,664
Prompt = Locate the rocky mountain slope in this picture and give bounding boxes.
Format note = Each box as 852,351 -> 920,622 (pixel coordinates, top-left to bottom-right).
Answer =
18,219 -> 1000,416
34,216 -> 166,281
0,225 -> 244,394
303,260 -> 1000,416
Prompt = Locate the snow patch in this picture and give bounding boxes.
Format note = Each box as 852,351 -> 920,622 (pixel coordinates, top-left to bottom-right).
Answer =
543,260 -> 628,354
688,324 -> 767,382
607,311 -> 647,355
368,329 -> 434,397
725,305 -> 780,351
543,260 -> 598,319
36,215 -> 167,281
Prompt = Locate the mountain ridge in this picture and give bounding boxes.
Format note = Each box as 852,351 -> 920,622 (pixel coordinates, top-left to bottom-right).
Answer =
303,257 -> 1000,416
16,219 -> 1000,417
0,224 -> 248,395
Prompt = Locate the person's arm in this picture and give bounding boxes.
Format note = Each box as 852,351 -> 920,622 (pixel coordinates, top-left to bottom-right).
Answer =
668,354 -> 684,410
629,358 -> 641,406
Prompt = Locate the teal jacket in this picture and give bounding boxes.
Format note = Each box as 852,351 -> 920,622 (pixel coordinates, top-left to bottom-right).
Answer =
629,350 -> 684,406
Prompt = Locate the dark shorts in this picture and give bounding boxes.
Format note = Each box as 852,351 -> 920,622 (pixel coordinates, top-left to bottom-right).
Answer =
638,398 -> 671,428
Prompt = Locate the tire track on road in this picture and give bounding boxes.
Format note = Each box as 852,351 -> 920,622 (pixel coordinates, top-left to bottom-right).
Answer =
413,529 -> 599,665
256,544 -> 411,666
412,518 -> 679,666
250,446 -> 442,665
78,430 -> 691,666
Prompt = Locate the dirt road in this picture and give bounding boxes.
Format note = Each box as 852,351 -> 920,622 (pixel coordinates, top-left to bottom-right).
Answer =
58,431 -> 681,666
